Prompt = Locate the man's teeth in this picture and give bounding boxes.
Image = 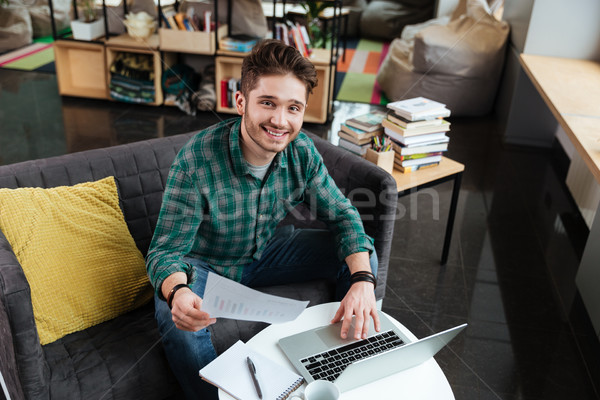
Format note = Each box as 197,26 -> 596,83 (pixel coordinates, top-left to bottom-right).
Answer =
267,129 -> 285,137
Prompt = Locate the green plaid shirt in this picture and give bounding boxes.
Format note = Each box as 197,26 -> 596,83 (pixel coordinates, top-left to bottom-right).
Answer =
146,118 -> 373,294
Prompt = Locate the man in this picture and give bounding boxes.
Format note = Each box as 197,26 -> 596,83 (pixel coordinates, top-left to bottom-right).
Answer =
146,40 -> 379,398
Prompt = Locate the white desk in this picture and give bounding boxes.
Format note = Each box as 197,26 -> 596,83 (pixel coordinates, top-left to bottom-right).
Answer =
219,302 -> 455,399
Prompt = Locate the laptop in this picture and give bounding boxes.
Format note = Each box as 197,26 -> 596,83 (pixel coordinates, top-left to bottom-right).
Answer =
278,311 -> 466,392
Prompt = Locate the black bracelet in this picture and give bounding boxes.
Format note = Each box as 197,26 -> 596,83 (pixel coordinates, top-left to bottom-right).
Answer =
350,271 -> 377,289
167,283 -> 190,309
351,271 -> 376,279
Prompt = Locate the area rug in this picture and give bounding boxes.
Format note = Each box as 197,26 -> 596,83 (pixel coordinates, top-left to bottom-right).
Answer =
335,39 -> 390,105
0,41 -> 55,72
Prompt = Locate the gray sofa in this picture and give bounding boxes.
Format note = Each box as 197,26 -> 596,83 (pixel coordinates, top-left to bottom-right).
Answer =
0,124 -> 397,400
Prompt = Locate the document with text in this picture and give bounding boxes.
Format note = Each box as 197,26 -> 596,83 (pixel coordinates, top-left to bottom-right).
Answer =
202,272 -> 309,324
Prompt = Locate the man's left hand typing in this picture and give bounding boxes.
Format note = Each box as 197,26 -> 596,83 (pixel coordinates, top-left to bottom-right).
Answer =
331,252 -> 380,340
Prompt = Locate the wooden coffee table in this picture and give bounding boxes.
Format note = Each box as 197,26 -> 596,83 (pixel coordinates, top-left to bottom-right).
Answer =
391,157 -> 465,265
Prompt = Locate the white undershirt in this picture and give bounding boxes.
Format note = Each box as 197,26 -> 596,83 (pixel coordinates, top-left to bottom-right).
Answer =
245,160 -> 272,180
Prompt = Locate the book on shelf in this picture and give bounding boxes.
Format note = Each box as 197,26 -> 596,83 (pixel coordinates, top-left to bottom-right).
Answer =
345,110 -> 387,132
382,118 -> 450,137
384,127 -> 447,146
220,77 -> 240,108
338,130 -> 372,146
291,21 -> 310,57
299,24 -> 311,48
277,20 -> 310,57
161,8 -> 207,32
228,77 -> 237,107
159,11 -> 172,29
203,10 -> 212,33
395,161 -> 441,173
163,11 -> 178,30
274,22 -> 290,45
173,13 -> 189,31
219,35 -> 260,52
340,123 -> 381,140
185,8 -> 199,31
199,340 -> 304,400
338,137 -> 370,156
387,97 -> 450,121
386,111 -> 445,129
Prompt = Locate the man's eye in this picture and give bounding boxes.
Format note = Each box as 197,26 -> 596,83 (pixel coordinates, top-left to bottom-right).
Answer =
261,101 -> 274,107
290,106 -> 301,112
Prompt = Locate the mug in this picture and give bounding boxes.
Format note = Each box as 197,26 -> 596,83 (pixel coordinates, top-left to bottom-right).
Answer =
290,380 -> 341,400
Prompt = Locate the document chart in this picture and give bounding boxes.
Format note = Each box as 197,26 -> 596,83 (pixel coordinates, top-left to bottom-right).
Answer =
202,272 -> 309,324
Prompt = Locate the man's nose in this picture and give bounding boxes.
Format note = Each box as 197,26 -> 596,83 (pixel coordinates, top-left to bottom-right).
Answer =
270,107 -> 287,127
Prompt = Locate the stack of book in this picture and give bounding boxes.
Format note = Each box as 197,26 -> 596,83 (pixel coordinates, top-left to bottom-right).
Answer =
273,21 -> 311,57
383,97 -> 451,173
161,7 -> 212,32
219,77 -> 241,108
337,110 -> 386,156
219,34 -> 260,53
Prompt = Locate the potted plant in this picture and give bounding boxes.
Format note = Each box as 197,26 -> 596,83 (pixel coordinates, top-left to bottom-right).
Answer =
70,0 -> 105,41
301,1 -> 330,49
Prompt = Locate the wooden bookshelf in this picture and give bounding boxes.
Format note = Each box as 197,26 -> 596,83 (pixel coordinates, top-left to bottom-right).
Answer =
104,34 -> 176,106
50,1 -> 337,118
54,40 -> 109,100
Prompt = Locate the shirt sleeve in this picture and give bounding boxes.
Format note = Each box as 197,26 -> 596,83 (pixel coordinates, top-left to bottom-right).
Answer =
146,163 -> 204,298
303,144 -> 374,261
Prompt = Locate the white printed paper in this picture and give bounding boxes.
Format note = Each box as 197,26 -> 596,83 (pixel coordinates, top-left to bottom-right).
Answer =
202,272 -> 309,324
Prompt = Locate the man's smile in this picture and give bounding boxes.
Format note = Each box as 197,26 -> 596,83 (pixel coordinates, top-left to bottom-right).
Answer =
264,126 -> 288,138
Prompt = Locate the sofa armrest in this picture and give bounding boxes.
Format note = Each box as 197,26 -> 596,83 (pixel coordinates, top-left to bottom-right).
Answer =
0,287 -> 25,400
0,229 -> 49,399
308,133 -> 398,300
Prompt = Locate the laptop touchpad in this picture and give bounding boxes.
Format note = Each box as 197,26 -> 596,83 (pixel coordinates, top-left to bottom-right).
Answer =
315,318 -> 372,347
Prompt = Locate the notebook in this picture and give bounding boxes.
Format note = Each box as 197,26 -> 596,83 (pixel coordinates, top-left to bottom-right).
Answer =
199,340 -> 304,400
279,311 -> 466,392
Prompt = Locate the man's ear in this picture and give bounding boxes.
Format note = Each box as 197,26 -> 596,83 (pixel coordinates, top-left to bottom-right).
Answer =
234,91 -> 245,116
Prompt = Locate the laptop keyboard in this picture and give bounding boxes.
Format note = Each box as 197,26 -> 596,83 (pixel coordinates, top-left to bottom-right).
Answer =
300,330 -> 405,382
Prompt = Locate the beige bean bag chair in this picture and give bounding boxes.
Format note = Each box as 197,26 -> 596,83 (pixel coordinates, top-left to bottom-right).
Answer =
376,0 -> 509,116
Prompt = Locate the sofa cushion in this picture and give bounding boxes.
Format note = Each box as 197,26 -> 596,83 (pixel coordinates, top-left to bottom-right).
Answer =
44,302 -> 182,399
0,176 -> 153,345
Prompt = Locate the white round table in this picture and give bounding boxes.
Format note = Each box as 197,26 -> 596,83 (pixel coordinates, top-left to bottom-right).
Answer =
219,302 -> 455,399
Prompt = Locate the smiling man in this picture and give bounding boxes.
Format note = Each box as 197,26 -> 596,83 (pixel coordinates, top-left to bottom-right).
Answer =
146,40 -> 379,399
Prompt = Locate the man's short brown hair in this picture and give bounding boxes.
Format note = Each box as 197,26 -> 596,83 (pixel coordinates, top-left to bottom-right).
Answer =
241,39 -> 318,101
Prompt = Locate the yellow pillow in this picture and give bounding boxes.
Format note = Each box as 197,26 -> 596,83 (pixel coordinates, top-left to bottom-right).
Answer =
0,176 -> 153,345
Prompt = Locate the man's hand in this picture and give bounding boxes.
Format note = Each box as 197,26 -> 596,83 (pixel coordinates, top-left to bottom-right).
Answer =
170,288 -> 216,332
331,281 -> 380,340
330,251 -> 380,340
161,272 -> 216,332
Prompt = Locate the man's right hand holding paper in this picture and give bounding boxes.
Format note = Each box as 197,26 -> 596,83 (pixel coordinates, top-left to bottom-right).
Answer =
162,272 -> 216,332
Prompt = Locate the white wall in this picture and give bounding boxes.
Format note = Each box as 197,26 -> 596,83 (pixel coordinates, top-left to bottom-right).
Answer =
525,0 -> 600,59
499,0 -> 600,147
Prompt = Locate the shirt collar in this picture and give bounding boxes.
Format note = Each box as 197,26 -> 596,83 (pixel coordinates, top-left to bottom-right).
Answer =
228,118 -> 288,177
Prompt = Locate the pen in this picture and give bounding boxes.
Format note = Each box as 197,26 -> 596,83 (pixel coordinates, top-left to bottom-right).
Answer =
246,356 -> 263,399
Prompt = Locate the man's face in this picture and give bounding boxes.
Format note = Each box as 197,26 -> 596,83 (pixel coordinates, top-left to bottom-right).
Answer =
235,73 -> 307,165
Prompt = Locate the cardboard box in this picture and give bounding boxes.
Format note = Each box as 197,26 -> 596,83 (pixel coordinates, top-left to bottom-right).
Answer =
365,148 -> 395,174
159,24 -> 228,54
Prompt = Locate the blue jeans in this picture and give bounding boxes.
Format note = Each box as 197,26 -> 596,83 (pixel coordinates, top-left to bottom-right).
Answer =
154,226 -> 378,399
